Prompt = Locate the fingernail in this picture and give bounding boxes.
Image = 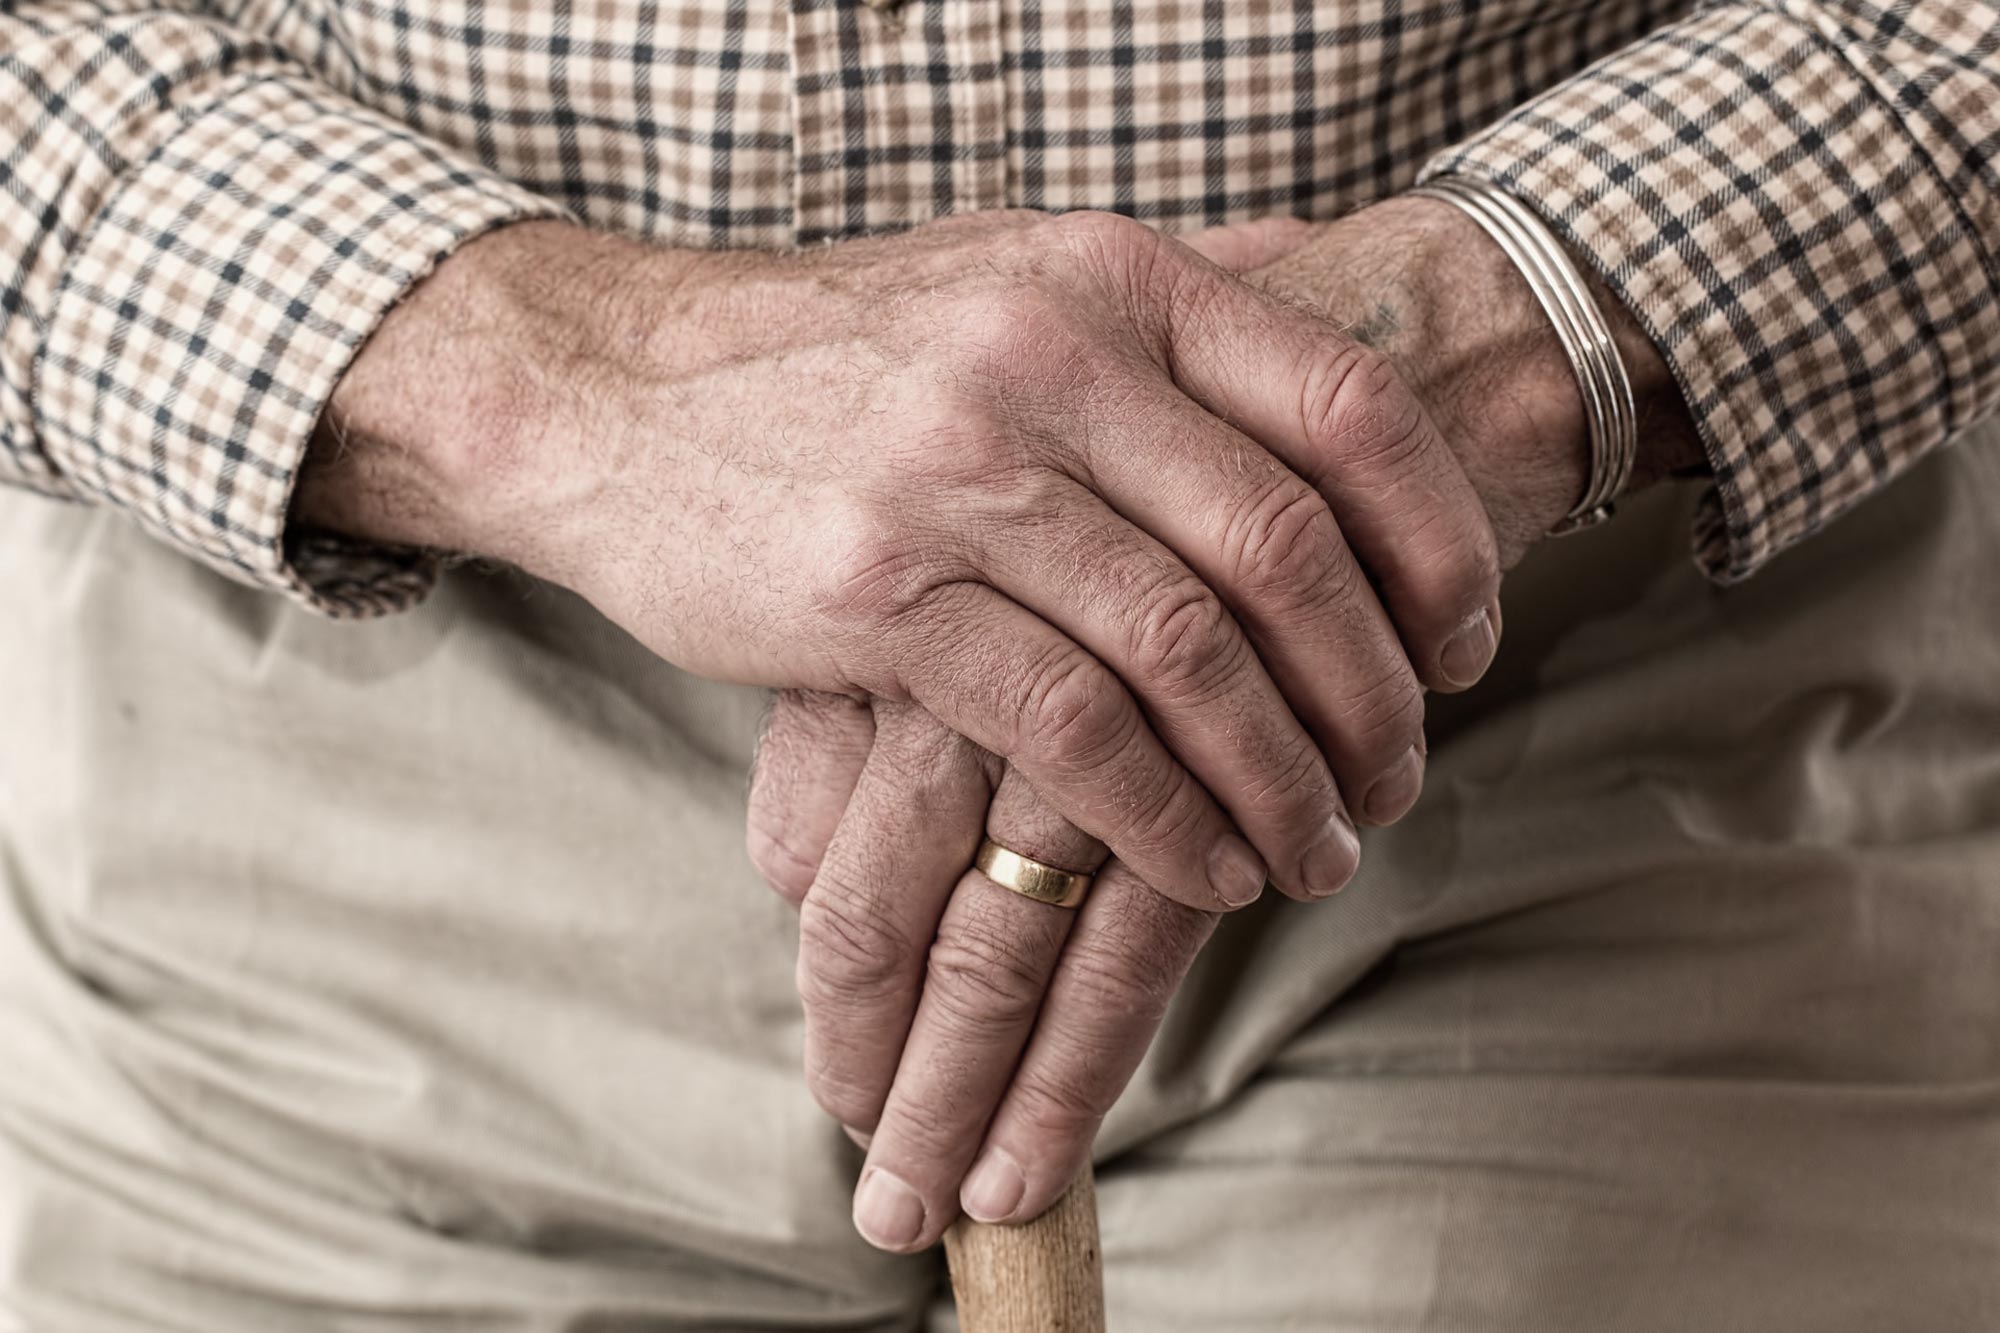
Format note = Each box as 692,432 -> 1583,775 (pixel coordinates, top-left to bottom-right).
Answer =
1440,605 -> 1499,690
1363,744 -> 1425,825
842,1124 -> 873,1150
854,1166 -> 926,1251
1300,810 -> 1361,898
1207,834 -> 1267,907
961,1148 -> 1027,1223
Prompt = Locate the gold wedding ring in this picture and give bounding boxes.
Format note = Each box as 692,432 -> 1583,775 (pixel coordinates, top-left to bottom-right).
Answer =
974,839 -> 1093,909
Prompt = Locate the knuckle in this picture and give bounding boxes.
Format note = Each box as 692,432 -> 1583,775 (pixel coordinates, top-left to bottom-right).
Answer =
1056,940 -> 1177,1026
1301,344 -> 1430,476
759,688 -> 875,772
1155,254 -> 1228,337
817,509 -> 937,626
1235,729 -> 1335,821
1225,479 -> 1343,602
957,290 -> 1076,380
1008,1062 -> 1111,1134
1333,663 -> 1426,757
796,888 -> 918,1010
923,914 -> 1050,1037
876,708 -> 984,798
746,821 -> 819,906
1047,209 -> 1157,267
913,384 -> 1072,508
1017,647 -> 1137,775
880,1094 -> 960,1161
1103,887 -> 1220,964
1107,769 -> 1209,864
1311,545 -> 1369,618
1460,521 -> 1502,604
1125,575 -> 1241,702
1390,508 -> 1502,631
802,1043 -> 885,1130
1047,211 -> 1179,329
981,460 -> 1076,534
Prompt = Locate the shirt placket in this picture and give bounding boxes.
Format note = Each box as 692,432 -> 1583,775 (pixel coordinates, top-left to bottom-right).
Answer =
788,0 -> 1008,243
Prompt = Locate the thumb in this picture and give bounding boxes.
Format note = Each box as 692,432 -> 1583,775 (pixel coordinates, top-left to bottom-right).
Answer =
1176,215 -> 1317,272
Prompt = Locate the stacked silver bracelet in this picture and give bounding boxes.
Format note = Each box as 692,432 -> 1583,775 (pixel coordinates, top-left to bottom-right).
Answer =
1407,174 -> 1637,536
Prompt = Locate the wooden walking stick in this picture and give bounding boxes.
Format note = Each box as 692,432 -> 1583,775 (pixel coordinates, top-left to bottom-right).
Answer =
944,1163 -> 1105,1332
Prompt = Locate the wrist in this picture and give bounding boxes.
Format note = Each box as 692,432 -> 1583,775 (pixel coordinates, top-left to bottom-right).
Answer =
1409,194 -> 1703,461
1258,194 -> 1706,565
1365,194 -> 1593,556
292,220 -> 708,587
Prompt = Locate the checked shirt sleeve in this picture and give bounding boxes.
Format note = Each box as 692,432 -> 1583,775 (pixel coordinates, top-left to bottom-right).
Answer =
1423,1 -> 2000,584
2,2 -> 568,615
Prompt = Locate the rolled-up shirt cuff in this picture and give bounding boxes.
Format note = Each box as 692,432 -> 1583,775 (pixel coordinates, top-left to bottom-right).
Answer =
1419,3 -> 2000,583
35,71 -> 570,617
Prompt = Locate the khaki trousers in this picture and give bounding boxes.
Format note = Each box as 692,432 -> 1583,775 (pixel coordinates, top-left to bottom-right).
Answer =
2,429 -> 1998,1331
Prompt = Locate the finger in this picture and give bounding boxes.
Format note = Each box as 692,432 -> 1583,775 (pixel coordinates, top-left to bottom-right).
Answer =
746,690 -> 876,905
795,704 -> 999,1136
1176,216 -> 1317,272
972,475 -> 1362,899
891,580 -> 1269,914
959,858 -> 1217,1226
851,769 -> 1105,1253
1054,372 -> 1429,831
1162,249 -> 1504,696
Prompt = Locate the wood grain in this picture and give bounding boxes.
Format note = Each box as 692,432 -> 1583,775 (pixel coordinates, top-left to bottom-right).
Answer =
943,1164 -> 1105,1332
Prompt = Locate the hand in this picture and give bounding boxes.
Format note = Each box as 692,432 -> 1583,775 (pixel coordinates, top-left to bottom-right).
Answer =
748,197 -> 1708,1252
751,690 -> 1210,1253
299,210 -> 1511,911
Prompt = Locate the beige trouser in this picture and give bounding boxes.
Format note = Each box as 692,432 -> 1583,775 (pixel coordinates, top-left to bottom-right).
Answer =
2,428 -> 1998,1332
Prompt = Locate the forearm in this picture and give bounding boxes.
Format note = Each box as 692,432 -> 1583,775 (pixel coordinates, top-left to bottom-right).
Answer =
298,200 -> 1709,601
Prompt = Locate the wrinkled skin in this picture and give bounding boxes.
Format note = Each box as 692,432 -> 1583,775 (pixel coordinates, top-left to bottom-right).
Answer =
743,200 -> 1704,1252
299,196 -> 1698,1257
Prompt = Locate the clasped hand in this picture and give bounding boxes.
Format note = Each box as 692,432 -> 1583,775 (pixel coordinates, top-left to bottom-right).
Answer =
306,197 -> 1600,1257
734,208 -> 1580,1253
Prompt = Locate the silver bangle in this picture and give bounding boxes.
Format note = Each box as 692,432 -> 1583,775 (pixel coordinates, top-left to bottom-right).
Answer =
1406,174 -> 1637,536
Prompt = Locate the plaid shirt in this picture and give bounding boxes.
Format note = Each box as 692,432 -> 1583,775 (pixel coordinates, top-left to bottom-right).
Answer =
3,0 -> 1996,614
